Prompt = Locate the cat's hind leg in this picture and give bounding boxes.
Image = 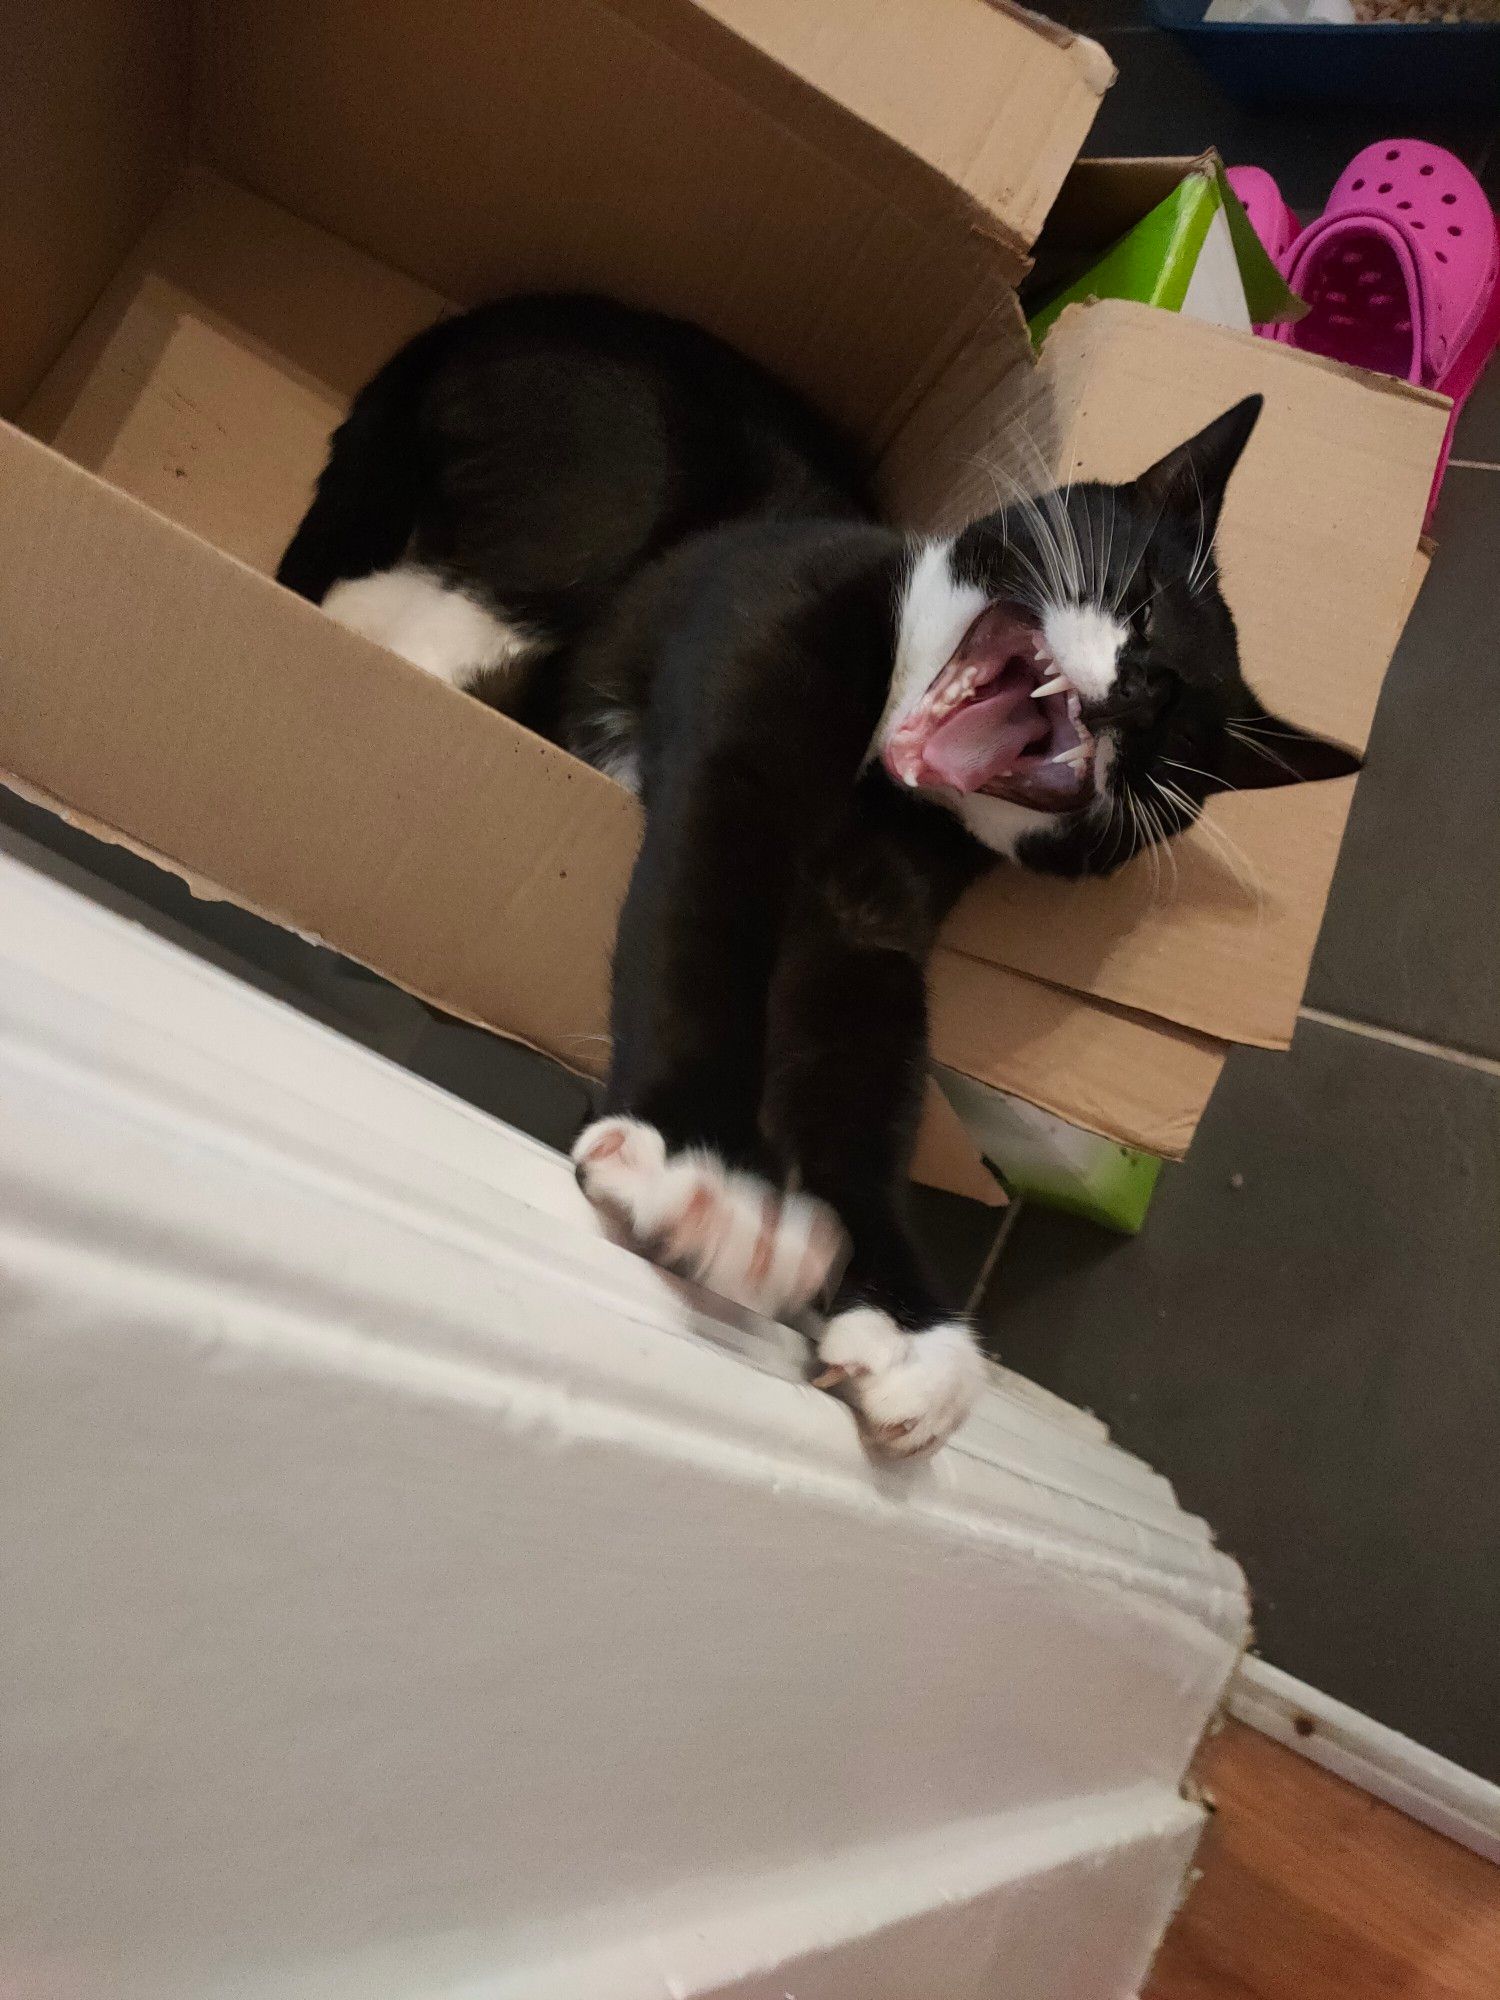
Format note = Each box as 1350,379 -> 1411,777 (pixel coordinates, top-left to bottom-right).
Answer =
321,564 -> 537,697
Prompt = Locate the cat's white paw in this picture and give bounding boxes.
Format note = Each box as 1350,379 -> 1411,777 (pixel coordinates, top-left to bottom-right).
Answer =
813,1307 -> 985,1458
573,1115 -> 845,1318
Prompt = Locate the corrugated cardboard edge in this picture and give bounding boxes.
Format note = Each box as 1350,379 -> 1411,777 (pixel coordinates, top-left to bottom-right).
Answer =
691,0 -> 1113,255
983,1 -> 1116,86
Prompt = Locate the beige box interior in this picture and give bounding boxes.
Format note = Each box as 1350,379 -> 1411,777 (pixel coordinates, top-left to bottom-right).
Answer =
0,2 -> 1445,1197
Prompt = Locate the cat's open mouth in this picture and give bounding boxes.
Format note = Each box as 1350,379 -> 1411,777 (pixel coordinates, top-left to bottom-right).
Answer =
884,602 -> 1096,812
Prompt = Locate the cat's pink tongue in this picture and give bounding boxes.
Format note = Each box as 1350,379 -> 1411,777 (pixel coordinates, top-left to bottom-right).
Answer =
921,696 -> 1047,793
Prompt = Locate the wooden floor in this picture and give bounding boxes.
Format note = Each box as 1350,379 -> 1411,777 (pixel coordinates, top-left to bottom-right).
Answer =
1144,1722 -> 1500,2000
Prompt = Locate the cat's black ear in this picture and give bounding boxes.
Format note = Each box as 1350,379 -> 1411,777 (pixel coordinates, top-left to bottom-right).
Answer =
1209,691 -> 1363,794
1134,394 -> 1264,546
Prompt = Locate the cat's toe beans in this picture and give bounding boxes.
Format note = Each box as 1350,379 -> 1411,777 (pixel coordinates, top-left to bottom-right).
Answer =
816,1312 -> 984,1457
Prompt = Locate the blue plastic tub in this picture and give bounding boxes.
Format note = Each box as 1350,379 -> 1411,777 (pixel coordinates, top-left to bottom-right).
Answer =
1147,2 -> 1500,110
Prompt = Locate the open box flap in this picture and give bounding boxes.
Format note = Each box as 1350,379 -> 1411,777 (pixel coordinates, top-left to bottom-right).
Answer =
198,1 -> 1111,290
195,0 -> 1082,445
929,948 -> 1228,1160
937,299 -> 1449,1052
688,0 -> 1112,254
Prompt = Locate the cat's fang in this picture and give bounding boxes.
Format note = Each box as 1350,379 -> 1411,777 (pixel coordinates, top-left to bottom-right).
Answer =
1031,674 -> 1068,699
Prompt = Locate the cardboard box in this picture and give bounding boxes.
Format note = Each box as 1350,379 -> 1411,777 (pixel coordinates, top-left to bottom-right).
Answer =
0,3 -> 1446,1208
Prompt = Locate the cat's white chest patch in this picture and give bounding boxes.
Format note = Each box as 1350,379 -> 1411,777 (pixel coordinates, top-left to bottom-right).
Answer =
1041,603 -> 1127,704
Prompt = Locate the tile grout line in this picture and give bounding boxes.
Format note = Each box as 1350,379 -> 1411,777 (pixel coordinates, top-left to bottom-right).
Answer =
966,1196 -> 1024,1316
1298,1006 -> 1500,1080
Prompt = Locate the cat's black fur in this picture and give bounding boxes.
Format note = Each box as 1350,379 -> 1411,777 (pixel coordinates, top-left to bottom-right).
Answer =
565,517 -> 982,1331
279,293 -> 1359,1377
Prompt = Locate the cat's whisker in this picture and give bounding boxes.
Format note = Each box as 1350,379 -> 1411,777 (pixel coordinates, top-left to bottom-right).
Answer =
1184,457 -> 1219,599
1162,753 -> 1235,793
1139,787 -> 1177,901
1127,788 -> 1164,905
988,458 -> 1070,610
1154,773 -> 1264,912
1224,724 -> 1302,782
1100,488 -> 1118,608
1229,717 -> 1308,739
1001,422 -> 1085,605
1119,578 -> 1166,628
1109,493 -> 1169,618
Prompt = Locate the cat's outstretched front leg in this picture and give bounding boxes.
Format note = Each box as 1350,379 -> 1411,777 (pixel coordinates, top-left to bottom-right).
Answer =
572,729 -> 849,1319
763,843 -> 987,1457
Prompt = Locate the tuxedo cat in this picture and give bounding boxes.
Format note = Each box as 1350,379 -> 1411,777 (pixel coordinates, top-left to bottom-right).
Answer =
280,294 -> 1358,1456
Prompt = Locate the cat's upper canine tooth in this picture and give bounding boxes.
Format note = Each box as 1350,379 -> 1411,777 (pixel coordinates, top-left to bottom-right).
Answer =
1032,674 -> 1067,699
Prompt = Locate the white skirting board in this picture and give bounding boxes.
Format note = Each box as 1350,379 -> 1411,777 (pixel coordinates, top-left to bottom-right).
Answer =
1232,1657 -> 1500,1864
0,827 -> 1252,1999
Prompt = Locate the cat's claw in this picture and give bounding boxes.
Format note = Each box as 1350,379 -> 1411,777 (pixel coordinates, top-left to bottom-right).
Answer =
813,1307 -> 985,1457
573,1115 -> 845,1318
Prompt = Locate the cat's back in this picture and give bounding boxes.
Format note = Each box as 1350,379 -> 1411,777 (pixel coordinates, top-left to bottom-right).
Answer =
405,294 -> 871,607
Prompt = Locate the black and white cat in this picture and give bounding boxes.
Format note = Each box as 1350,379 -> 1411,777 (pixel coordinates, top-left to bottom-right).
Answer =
280,294 -> 1358,1456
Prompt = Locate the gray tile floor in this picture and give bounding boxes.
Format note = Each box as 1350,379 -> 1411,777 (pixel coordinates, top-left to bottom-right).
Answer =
5,21 -> 1496,1782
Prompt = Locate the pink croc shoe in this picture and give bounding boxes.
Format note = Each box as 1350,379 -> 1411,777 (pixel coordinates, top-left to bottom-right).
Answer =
1274,140 -> 1500,522
1226,165 -> 1300,268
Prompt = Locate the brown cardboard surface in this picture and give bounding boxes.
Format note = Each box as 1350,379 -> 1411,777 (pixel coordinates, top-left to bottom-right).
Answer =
935,301 -> 1449,1052
0,421 -> 637,1079
22,172 -> 448,450
1,172 -> 1432,1165
929,950 -> 1228,1160
1403,539 -> 1435,630
22,177 -> 449,570
195,0 -> 1041,450
0,0 -> 187,414
693,0 -> 1110,250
